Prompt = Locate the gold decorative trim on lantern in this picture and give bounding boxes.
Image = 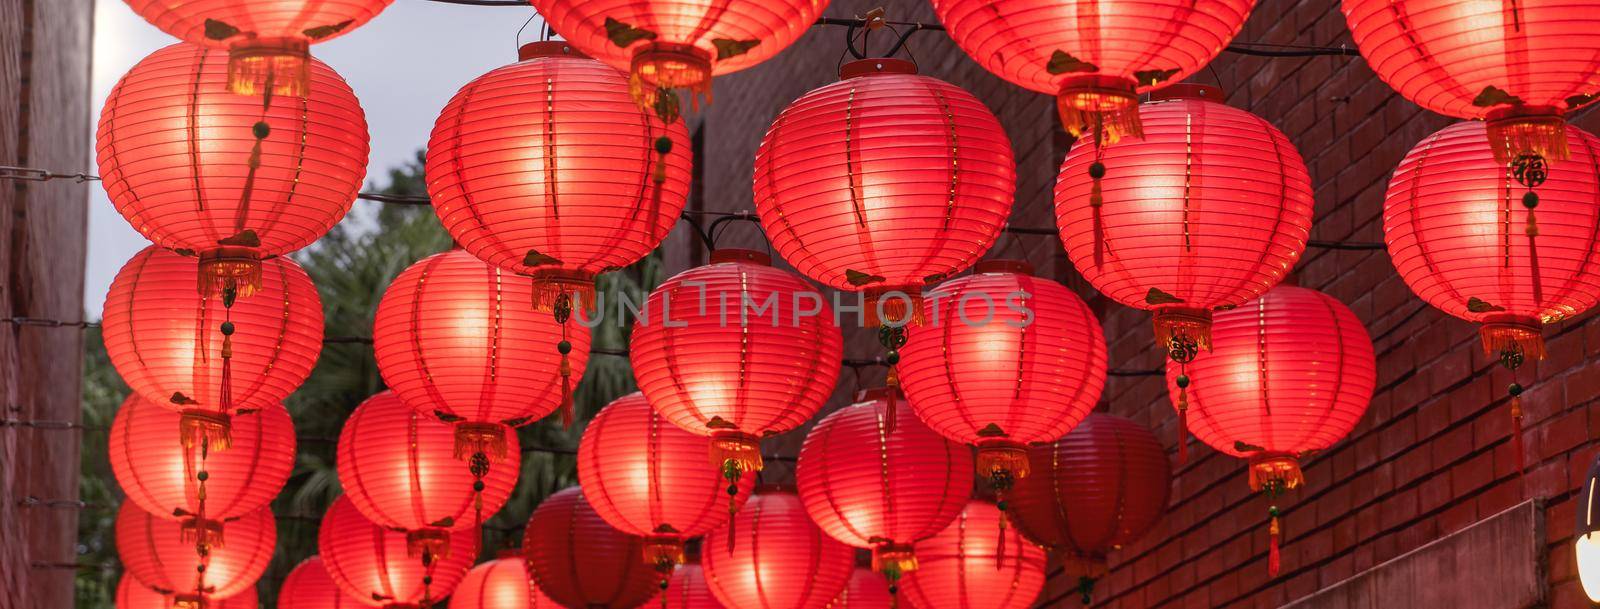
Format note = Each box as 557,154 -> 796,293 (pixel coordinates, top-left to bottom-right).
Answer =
1486,105 -> 1568,164
227,37 -> 311,97
1056,75 -> 1142,145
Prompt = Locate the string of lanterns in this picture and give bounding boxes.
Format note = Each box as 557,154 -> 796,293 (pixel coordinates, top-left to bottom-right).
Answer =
92,0 -> 1600,606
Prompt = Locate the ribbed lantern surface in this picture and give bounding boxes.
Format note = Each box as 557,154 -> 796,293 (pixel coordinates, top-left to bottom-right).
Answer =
427,41 -> 692,301
280,556 -> 359,609
830,568 -> 895,609
523,487 -> 660,609
117,576 -> 258,609
115,502 -> 275,601
111,394 -> 295,522
450,555 -> 559,609
97,43 -> 367,292
654,563 -> 726,609
899,500 -> 1046,609
319,496 -> 477,607
753,59 -> 1013,313
701,489 -> 855,609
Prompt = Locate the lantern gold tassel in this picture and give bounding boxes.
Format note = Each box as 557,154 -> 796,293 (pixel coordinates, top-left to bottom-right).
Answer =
179,410 -> 233,453
709,427 -> 763,474
197,251 -> 262,298
644,529 -> 686,567
1057,100 -> 1142,146
1479,316 -> 1545,361
870,541 -> 918,576
227,39 -> 310,97
406,528 -> 451,560
180,517 -> 225,551
454,422 -> 508,462
530,269 -> 596,313
1486,110 -> 1568,164
1152,308 -> 1212,354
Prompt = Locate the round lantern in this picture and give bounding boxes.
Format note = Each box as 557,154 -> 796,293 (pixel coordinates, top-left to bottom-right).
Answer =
528,0 -> 829,114
117,576 -> 257,609
524,487 -> 660,609
796,387 -> 973,581
103,245 -> 322,450
752,59 -> 1013,323
931,0 -> 1253,141
319,496 -> 477,607
97,43 -> 368,296
280,557 -> 358,609
899,260 -> 1106,502
111,393 -> 294,531
336,391 -> 521,557
630,249 -> 842,484
577,392 -> 755,572
451,554 -> 559,609
830,568 -> 894,609
121,0 -> 391,95
1009,413 -> 1170,604
899,500 -> 1047,609
655,562 -> 725,609
427,41 -> 692,305
1384,121 -> 1600,470
373,248 -> 592,457
1165,284 -> 1375,575
702,489 -> 855,609
115,502 -> 275,602
1577,452 -> 1600,601
1343,0 -> 1600,162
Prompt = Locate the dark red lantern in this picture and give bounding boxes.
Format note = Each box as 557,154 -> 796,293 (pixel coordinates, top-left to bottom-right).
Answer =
450,554 -> 558,609
830,568 -> 894,609
630,250 -> 842,485
931,0 -> 1253,140
121,0 -> 392,95
524,487 -> 660,609
103,245 -> 322,450
752,59 -> 1012,322
1165,284 -> 1375,575
1009,413 -> 1171,603
116,502 -> 275,603
280,556 -> 359,609
899,500 -> 1046,609
97,43 -> 367,295
577,392 -> 755,572
1343,0 -> 1600,162
702,489 -> 855,609
319,496 -> 477,607
427,41 -> 692,305
118,576 -> 257,609
653,562 -> 725,609
336,391 -> 521,557
796,387 -> 973,582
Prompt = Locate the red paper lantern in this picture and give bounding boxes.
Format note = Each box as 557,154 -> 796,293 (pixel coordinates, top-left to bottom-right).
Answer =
118,576 -> 258,609
899,260 -> 1106,494
111,394 -> 295,527
103,245 -> 322,450
116,502 -> 275,603
524,487 -> 660,609
630,250 -> 842,482
1164,284 -> 1375,575
702,489 -> 855,609
796,387 -> 973,579
830,568 -> 895,609
373,248 -> 591,458
1009,413 -> 1170,604
899,500 -> 1045,609
1343,0 -> 1600,162
319,496 -> 478,607
1054,86 -> 1312,358
752,59 -> 1012,320
528,0 -> 828,110
931,0 -> 1253,140
336,391 -> 521,557
450,554 -> 558,609
280,556 -> 359,609
97,43 -> 367,295
577,392 -> 755,570
654,563 -> 725,609
427,41 -> 692,304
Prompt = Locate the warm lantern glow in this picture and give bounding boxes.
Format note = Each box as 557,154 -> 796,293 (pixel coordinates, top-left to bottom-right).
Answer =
117,576 -> 257,609
830,568 -> 894,609
280,557 -> 359,609
427,41 -> 692,304
899,500 -> 1046,609
752,59 -> 1013,319
115,502 -> 275,602
701,489 -> 855,609
451,555 -> 559,609
523,487 -> 660,609
318,496 -> 477,607
653,563 -> 726,609
97,43 -> 367,294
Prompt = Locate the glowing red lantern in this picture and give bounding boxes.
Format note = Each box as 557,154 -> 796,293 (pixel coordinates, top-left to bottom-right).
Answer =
97,43 -> 367,295
577,392 -> 755,571
111,394 -> 294,529
116,502 -> 275,603
1385,121 -> 1600,468
931,0 -> 1253,140
336,391 -> 521,557
899,260 -> 1106,502
374,248 -> 591,457
630,250 -> 842,484
654,563 -> 725,609
121,0 -> 391,95
427,41 -> 691,305
103,245 -> 322,450
1008,413 -> 1170,603
900,500 -> 1045,609
831,568 -> 895,609
528,0 -> 829,111
702,489 -> 855,609
796,387 -> 972,582
524,487 -> 660,609
752,59 -> 1012,322
1343,0 -> 1600,162
117,576 -> 257,609
319,496 -> 477,607
450,554 -> 558,609
1165,284 -> 1375,575
280,557 -> 359,609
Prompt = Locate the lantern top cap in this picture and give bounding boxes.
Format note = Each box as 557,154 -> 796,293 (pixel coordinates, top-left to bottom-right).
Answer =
840,58 -> 918,80
710,249 -> 772,266
854,386 -> 903,403
974,259 -> 1035,276
519,41 -> 586,61
1150,83 -> 1225,103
